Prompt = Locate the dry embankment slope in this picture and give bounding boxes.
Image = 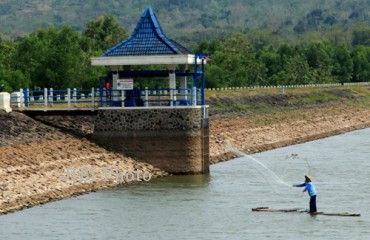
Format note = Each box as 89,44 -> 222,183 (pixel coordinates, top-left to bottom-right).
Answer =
0,112 -> 167,215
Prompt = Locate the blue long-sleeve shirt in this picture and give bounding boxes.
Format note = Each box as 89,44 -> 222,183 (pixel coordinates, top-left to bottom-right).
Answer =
295,182 -> 317,197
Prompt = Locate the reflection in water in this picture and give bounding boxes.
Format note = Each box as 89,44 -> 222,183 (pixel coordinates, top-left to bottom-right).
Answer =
148,173 -> 212,188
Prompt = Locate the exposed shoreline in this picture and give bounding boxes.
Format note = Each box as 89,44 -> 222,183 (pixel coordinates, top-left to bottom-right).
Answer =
0,112 -> 168,215
209,107 -> 370,163
1,86 -> 370,215
0,139 -> 169,215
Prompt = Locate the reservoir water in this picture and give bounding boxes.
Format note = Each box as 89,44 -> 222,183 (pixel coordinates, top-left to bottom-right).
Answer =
1,128 -> 369,239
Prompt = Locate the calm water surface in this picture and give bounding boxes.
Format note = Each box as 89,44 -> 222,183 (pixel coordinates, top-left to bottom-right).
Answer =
1,128 -> 370,240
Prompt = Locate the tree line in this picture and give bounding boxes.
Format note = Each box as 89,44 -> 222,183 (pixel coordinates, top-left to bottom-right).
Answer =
198,29 -> 370,87
199,23 -> 370,87
1,16 -> 370,92
0,16 -> 127,92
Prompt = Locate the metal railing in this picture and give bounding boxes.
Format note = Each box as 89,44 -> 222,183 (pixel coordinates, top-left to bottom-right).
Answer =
10,82 -> 369,110
11,87 -> 202,110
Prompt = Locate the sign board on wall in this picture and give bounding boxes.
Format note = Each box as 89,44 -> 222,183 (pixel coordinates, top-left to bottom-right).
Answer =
117,79 -> 134,90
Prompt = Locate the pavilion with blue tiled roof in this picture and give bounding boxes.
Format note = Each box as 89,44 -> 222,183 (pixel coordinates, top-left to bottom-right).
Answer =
92,7 -> 210,107
91,7 -> 210,174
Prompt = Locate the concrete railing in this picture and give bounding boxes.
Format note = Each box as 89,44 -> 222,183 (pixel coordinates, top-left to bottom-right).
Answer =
0,92 -> 12,112
205,82 -> 370,91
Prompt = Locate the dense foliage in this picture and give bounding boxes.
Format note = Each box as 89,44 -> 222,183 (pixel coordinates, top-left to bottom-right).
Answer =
195,22 -> 370,87
1,17 -> 370,91
197,33 -> 370,87
0,16 -> 127,92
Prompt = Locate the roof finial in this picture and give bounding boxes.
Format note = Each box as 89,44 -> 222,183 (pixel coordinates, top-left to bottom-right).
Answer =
102,7 -> 193,56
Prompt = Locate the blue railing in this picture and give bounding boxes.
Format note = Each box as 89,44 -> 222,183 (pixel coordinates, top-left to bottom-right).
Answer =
11,87 -> 202,109
99,87 -> 202,107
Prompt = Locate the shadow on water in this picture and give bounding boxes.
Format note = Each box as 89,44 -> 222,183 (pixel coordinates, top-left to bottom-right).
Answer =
149,174 -> 212,188
111,173 -> 212,197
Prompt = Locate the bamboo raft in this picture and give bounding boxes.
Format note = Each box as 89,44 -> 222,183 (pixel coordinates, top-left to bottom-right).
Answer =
252,207 -> 361,217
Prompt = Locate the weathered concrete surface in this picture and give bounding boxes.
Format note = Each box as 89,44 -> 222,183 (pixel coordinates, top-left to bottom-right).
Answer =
93,107 -> 210,174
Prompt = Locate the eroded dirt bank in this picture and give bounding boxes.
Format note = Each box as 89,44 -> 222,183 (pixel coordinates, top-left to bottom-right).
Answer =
0,111 -> 168,215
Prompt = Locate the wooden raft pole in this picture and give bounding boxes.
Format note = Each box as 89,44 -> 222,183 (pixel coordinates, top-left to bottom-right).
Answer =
252,207 -> 361,217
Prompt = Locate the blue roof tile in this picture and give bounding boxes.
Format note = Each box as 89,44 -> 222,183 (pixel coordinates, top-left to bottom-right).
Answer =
102,7 -> 193,57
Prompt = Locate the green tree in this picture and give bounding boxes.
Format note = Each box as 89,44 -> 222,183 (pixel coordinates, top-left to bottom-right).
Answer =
282,54 -> 314,85
277,44 -> 296,66
82,16 -> 128,52
205,63 -> 225,88
0,66 -> 29,92
258,46 -> 282,85
352,24 -> 370,47
0,35 -> 29,91
0,36 -> 17,69
13,26 -> 87,89
12,28 -> 53,88
303,41 -> 335,83
206,33 -> 266,87
351,45 -> 370,82
332,45 -> 353,83
194,39 -> 221,55
245,30 -> 283,50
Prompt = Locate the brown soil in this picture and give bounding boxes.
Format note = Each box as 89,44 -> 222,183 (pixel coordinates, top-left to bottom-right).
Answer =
0,112 -> 168,215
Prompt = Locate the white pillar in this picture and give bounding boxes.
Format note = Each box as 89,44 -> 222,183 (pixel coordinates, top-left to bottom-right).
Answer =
67,88 -> 71,109
0,92 -> 12,112
121,90 -> 125,108
49,88 -> 54,107
112,71 -> 119,102
169,71 -> 176,106
145,87 -> 149,107
91,87 -> 95,108
10,92 -> 20,108
44,88 -> 48,108
179,76 -> 187,101
73,88 -> 77,107
192,87 -> 197,106
170,89 -> 173,107
26,88 -> 30,105
169,72 -> 176,89
19,88 -> 24,108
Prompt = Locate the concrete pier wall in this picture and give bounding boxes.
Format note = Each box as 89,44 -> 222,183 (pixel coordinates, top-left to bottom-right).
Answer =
93,107 -> 209,174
